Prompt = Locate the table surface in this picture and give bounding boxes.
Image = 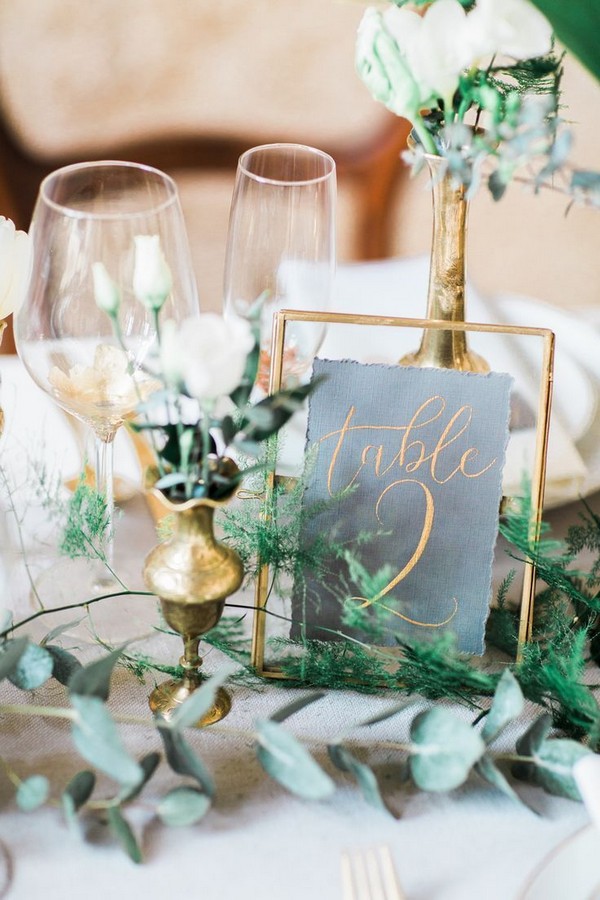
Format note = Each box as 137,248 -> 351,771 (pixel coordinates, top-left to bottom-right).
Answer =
0,352 -> 594,900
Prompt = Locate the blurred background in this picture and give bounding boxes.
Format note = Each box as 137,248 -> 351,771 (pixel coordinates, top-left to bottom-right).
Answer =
0,0 -> 598,351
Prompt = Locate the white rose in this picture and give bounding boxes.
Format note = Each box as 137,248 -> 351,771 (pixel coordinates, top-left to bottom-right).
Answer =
356,8 -> 423,119
466,0 -> 553,62
162,313 -> 254,402
92,262 -> 121,316
0,217 -> 32,319
133,235 -> 173,312
381,0 -> 472,110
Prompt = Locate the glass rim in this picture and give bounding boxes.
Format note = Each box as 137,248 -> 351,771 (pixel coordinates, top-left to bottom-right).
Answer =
39,159 -> 180,220
238,143 -> 336,187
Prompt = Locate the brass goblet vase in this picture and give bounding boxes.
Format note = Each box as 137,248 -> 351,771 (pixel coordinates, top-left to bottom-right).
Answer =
400,136 -> 489,373
143,459 -> 243,726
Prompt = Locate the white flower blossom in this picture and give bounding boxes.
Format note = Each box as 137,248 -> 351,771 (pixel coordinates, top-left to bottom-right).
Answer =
160,313 -> 254,403
356,8 -> 423,119
92,262 -> 121,316
415,0 -> 472,101
0,217 -> 32,320
133,235 -> 172,312
466,0 -> 553,62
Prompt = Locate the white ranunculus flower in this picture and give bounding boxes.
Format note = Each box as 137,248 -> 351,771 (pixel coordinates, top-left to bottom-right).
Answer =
356,8 -> 423,119
0,217 -> 32,320
133,235 -> 173,312
92,262 -> 121,316
466,0 -> 553,62
162,313 -> 254,403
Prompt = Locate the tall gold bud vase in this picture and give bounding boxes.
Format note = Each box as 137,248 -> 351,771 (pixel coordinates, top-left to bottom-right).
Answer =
400,150 -> 489,373
143,459 -> 243,726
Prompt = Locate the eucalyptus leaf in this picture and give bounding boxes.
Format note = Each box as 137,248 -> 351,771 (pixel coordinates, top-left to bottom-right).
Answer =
475,754 -> 528,809
481,669 -> 524,745
63,770 -> 96,811
16,775 -> 50,812
157,724 -> 215,798
61,770 -> 96,831
327,744 -> 390,814
41,618 -> 85,645
169,664 -> 237,731
157,786 -> 211,827
8,643 -> 54,690
46,645 -> 83,686
256,719 -> 335,800
71,695 -> 143,787
528,739 -> 592,800
269,692 -> 325,724
513,713 -> 553,780
358,702 -> 413,728
409,708 -> 485,792
118,753 -> 160,804
107,806 -> 142,864
68,647 -> 124,701
0,637 -> 28,682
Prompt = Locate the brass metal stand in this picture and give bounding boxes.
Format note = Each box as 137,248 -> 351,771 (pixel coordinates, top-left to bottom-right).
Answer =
400,151 -> 489,372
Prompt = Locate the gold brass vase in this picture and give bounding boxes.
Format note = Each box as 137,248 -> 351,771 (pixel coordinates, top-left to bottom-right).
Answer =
143,459 -> 243,726
400,147 -> 489,373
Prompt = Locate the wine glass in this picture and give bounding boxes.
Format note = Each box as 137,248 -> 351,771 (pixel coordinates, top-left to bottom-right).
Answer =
14,160 -> 199,602
223,143 -> 336,391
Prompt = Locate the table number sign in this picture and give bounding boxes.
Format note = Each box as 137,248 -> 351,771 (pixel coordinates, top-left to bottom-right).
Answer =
251,310 -> 554,677
292,359 -> 512,654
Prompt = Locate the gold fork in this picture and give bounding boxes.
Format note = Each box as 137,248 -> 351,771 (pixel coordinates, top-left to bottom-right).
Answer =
341,846 -> 407,900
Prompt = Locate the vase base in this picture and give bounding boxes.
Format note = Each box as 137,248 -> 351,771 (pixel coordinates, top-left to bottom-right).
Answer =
149,680 -> 232,727
399,347 -> 490,373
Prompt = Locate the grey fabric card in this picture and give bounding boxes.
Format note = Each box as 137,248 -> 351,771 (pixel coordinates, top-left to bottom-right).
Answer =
291,358 -> 513,654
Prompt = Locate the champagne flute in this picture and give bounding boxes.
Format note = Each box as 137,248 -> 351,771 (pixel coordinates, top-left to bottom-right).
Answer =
15,160 -> 199,598
223,143 -> 336,390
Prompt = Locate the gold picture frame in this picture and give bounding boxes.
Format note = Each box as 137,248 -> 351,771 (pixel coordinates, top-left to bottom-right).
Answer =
250,309 -> 554,680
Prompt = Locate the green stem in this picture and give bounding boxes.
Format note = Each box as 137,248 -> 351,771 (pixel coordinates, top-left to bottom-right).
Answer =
0,703 -> 76,721
201,401 -> 214,497
412,118 -> 437,155
0,589 -> 152,640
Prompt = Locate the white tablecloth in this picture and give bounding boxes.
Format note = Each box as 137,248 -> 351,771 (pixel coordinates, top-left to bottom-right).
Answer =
0,336 -> 594,900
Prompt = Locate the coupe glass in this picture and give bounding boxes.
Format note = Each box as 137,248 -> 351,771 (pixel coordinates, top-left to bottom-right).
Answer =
223,143 -> 336,389
15,160 -> 199,598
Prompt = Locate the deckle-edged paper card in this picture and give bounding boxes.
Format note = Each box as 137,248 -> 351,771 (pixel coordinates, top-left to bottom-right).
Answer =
291,358 -> 513,655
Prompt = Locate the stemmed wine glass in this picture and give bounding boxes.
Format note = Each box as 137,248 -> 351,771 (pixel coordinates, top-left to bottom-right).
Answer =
223,143 -> 336,391
15,160 -> 199,602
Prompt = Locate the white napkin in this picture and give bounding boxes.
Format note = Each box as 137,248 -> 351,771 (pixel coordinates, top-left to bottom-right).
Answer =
332,255 -> 590,506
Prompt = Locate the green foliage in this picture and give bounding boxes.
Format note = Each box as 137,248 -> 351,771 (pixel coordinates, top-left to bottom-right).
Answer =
107,806 -> 142,864
70,695 -> 143,787
256,719 -> 335,800
529,0 -> 600,83
327,743 -> 389,813
157,787 -> 211,827
16,775 -> 50,812
480,670 -> 525,745
409,708 -> 486,791
8,643 -> 53,690
60,479 -> 110,561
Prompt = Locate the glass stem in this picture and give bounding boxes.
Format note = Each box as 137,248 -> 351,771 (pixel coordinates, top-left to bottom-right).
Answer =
95,433 -> 116,569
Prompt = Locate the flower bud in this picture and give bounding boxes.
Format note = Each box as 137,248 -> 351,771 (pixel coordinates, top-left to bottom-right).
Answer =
133,235 -> 173,312
92,262 -> 121,316
0,217 -> 32,320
